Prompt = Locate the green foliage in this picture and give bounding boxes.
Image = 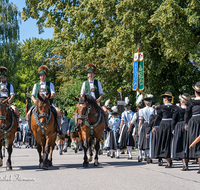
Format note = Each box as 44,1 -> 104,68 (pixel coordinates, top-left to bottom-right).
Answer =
12,100 -> 26,117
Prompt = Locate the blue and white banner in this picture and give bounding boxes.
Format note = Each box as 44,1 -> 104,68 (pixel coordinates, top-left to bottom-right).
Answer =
133,53 -> 139,91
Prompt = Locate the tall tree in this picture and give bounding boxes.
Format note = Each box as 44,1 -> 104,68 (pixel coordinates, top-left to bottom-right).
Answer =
22,0 -> 200,105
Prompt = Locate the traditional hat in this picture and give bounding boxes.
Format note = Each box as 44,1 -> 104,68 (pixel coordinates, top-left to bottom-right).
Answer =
143,94 -> 153,101
161,91 -> 173,98
87,64 -> 96,73
179,93 -> 190,101
105,99 -> 111,109
152,103 -> 160,109
190,95 -> 196,99
38,65 -> 49,76
192,82 -> 200,92
0,66 -> 8,78
111,106 -> 118,115
124,97 -> 131,107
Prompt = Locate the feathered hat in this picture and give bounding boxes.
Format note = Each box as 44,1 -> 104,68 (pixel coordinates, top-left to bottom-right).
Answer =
111,106 -> 118,115
124,97 -> 131,107
143,94 -> 153,101
161,91 -> 174,103
0,66 -> 8,78
38,65 -> 49,76
87,64 -> 96,73
179,93 -> 190,102
192,82 -> 200,92
105,99 -> 111,109
136,93 -> 143,105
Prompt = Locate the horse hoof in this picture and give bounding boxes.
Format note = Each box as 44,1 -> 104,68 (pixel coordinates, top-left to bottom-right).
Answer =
0,158 -> 3,167
83,164 -> 88,168
88,156 -> 93,162
42,164 -> 49,170
94,161 -> 100,166
48,160 -> 53,167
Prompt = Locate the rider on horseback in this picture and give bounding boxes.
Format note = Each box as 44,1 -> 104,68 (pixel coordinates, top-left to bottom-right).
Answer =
27,65 -> 62,136
80,64 -> 110,131
0,66 -> 20,127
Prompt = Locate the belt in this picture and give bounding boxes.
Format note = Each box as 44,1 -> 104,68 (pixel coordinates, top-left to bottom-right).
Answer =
192,114 -> 200,117
162,118 -> 172,121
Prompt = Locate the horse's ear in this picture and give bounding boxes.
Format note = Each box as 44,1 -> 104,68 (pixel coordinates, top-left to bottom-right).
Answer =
37,92 -> 42,101
75,97 -> 79,102
2,97 -> 9,104
46,93 -> 51,100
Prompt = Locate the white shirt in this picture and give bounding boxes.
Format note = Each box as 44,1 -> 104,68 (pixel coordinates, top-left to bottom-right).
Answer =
80,79 -> 103,99
139,106 -> 155,123
130,112 -> 137,124
32,81 -> 55,97
0,82 -> 14,97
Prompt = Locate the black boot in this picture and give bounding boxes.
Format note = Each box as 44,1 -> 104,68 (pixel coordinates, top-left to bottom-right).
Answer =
56,116 -> 63,135
27,119 -> 32,137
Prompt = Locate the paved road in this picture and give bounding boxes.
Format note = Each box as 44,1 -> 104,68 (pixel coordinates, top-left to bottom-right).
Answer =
0,146 -> 199,190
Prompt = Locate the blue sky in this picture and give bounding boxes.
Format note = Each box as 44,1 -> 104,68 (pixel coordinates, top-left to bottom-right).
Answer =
10,0 -> 54,43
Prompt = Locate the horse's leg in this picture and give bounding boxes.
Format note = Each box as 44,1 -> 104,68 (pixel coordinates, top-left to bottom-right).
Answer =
48,146 -> 53,167
83,139 -> 89,167
6,144 -> 13,170
0,142 -> 2,167
94,140 -> 100,166
37,144 -> 43,169
42,138 -> 50,170
88,138 -> 93,162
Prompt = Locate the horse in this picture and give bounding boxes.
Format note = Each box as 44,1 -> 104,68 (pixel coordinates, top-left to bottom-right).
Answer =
75,94 -> 106,167
0,97 -> 18,170
31,93 -> 57,169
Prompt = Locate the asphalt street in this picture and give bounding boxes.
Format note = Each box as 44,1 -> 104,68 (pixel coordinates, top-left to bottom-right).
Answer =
0,146 -> 199,190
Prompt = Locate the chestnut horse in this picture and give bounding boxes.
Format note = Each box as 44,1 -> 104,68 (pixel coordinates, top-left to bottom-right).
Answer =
75,94 -> 106,167
31,93 -> 57,169
0,98 -> 18,170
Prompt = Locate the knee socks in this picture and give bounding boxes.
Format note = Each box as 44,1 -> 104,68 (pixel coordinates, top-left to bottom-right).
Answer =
127,146 -> 132,158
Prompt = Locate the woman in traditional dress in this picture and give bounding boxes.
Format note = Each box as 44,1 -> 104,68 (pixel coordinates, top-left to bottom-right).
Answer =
118,97 -> 135,159
138,94 -> 155,164
172,93 -> 190,171
104,106 -> 121,158
153,92 -> 178,168
185,82 -> 200,174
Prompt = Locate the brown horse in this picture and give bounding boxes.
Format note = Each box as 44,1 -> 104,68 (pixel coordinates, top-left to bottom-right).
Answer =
75,94 -> 106,167
31,93 -> 57,169
0,98 -> 18,170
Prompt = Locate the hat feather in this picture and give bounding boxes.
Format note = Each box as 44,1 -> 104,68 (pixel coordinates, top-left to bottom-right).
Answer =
111,106 -> 118,113
136,94 -> 143,105
38,65 -> 49,75
125,97 -> 129,105
105,99 -> 110,107
146,94 -> 153,98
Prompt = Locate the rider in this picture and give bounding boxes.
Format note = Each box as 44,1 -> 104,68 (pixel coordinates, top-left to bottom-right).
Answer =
80,64 -> 110,131
0,66 -> 20,127
27,65 -> 62,136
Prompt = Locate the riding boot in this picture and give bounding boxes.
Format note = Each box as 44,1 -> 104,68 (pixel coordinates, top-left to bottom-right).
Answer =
104,114 -> 111,132
27,119 -> 32,137
16,115 -> 20,131
56,116 -> 62,135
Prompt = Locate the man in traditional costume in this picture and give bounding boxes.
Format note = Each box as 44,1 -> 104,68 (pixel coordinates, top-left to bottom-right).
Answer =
26,65 -> 62,136
0,66 -> 20,125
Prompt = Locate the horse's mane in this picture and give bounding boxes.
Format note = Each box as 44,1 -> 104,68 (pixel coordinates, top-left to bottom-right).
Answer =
82,94 -> 100,110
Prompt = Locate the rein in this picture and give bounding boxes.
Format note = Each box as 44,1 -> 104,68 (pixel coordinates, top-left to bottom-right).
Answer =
34,105 -> 52,135
77,101 -> 102,135
0,105 -> 15,143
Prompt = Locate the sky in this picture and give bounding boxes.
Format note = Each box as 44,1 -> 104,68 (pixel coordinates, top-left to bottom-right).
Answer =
10,0 -> 54,43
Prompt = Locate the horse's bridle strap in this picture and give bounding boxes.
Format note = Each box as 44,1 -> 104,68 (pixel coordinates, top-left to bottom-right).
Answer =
38,112 -> 49,118
0,115 -> 6,120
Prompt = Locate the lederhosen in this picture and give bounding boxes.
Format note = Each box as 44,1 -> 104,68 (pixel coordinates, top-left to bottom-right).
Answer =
0,83 -> 11,98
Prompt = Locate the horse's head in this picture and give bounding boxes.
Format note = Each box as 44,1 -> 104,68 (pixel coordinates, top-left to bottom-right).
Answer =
36,92 -> 51,126
75,95 -> 90,127
0,97 -> 9,127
